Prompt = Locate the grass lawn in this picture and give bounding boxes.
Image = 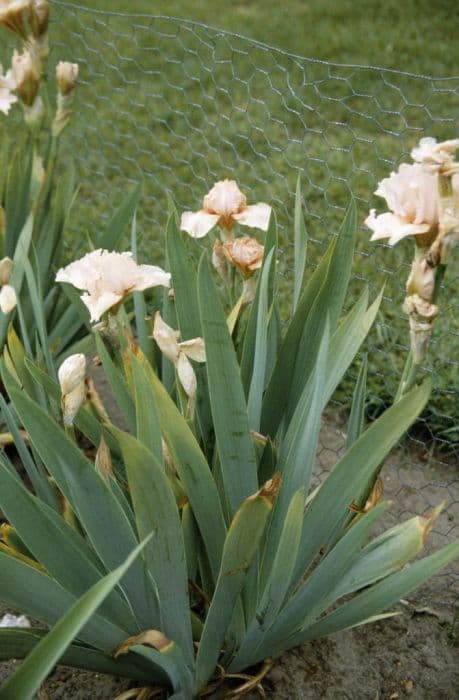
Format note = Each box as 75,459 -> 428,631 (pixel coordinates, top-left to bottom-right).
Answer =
1,0 -> 458,444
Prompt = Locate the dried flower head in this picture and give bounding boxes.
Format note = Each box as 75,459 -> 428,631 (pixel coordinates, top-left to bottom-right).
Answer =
12,49 -> 41,106
56,249 -> 171,322
55,61 -> 78,96
0,256 -> 13,285
411,137 -> 459,173
221,236 -> 265,277
0,0 -> 29,38
29,0 -> 49,38
181,179 -> 271,239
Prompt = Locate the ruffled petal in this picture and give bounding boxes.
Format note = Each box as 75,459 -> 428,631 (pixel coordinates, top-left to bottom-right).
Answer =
180,210 -> 220,238
233,203 -> 272,231
179,337 -> 206,363
133,264 -> 171,291
80,290 -> 121,322
203,180 -> 246,217
365,210 -> 430,245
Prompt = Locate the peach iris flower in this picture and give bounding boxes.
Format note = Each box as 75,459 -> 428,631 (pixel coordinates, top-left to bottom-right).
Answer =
56,249 -> 171,322
365,164 -> 440,246
181,179 -> 271,239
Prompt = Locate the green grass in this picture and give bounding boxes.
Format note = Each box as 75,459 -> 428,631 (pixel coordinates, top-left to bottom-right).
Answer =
1,0 -> 458,446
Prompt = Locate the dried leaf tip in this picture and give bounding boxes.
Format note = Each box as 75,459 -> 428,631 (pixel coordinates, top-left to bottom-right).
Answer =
113,630 -> 173,658
418,503 -> 443,546
254,472 -> 281,506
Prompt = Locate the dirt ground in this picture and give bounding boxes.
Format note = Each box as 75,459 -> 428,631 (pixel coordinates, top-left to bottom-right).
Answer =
1,418 -> 458,699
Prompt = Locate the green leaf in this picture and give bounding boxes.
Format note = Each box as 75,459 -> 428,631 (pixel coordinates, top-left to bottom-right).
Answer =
165,207 -> 213,446
22,253 -> 55,377
0,552 -> 130,651
95,333 -> 136,432
0,629 -> 163,683
293,175 -> 307,311
260,202 -> 355,438
195,479 -> 279,691
108,426 -> 194,668
231,488 -> 305,669
198,254 -> 258,516
240,210 -> 278,396
138,361 -> 227,584
255,502 -> 389,662
292,380 -> 431,585
129,352 -> 163,465
348,357 -> 368,450
294,538 -> 459,643
0,539 -> 151,700
0,458 -> 136,632
4,139 -> 33,258
5,379 -> 154,629
131,216 -> 154,362
0,214 -> 34,347
259,321 -> 329,588
0,392 -> 57,507
247,248 -> 275,431
98,181 -> 142,251
287,200 -> 356,420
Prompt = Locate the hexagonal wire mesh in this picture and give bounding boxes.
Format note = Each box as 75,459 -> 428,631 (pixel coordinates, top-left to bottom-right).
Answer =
2,0 -> 459,608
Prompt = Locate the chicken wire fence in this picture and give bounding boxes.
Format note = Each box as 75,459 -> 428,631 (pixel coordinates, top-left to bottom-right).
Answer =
3,0 -> 459,606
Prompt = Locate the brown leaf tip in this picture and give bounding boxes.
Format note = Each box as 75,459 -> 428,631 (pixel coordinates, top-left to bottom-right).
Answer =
113,630 -> 172,658
259,472 -> 282,505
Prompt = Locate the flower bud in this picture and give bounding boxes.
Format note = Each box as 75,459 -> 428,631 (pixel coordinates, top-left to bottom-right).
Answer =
56,61 -> 78,96
0,257 -> 13,286
12,50 -> 41,107
0,284 -> 17,314
58,353 -> 87,425
58,353 -> 87,395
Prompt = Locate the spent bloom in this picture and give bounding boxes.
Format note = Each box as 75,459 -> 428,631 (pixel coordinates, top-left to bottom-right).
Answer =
181,179 -> 271,239
0,257 -> 13,286
12,49 -> 41,107
153,312 -> 206,405
56,249 -> 171,322
0,0 -> 29,38
411,137 -> 459,173
58,353 -> 87,425
29,0 -> 49,38
0,284 -> 16,314
0,63 -> 17,115
220,236 -> 265,277
365,163 -> 441,246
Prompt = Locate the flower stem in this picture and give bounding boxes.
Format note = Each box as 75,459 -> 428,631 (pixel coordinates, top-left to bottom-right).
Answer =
395,261 -> 446,402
